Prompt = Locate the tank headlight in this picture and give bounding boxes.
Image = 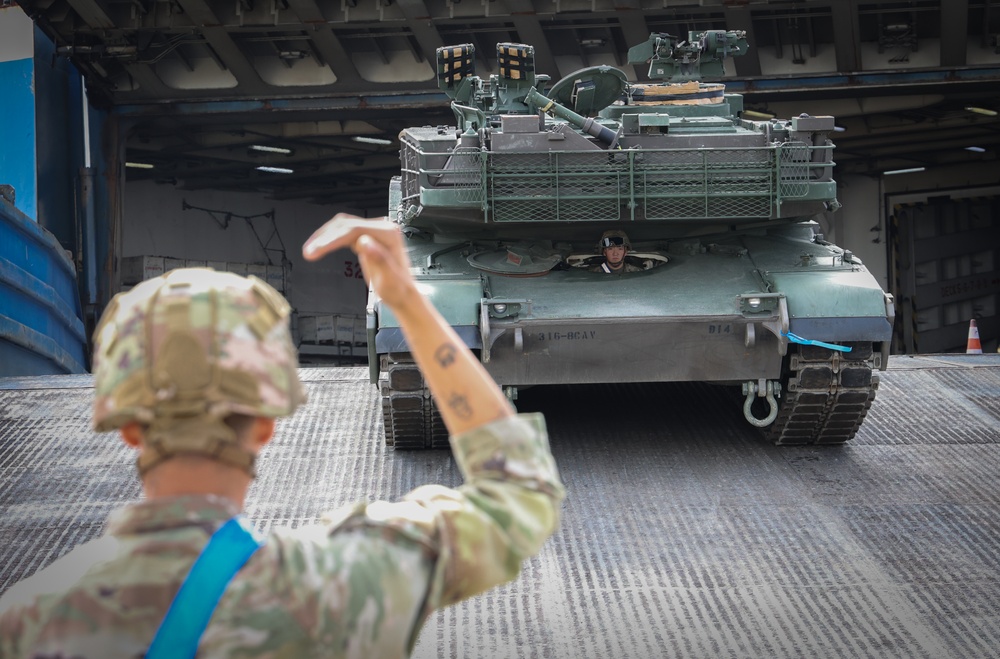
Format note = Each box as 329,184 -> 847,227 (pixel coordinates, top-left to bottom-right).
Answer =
739,293 -> 781,317
486,301 -> 521,318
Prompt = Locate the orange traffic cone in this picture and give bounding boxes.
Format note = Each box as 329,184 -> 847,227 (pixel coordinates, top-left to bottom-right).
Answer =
966,319 -> 983,354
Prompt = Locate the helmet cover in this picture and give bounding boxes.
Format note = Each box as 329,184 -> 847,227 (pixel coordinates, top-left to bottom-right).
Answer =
597,230 -> 631,252
92,269 -> 306,464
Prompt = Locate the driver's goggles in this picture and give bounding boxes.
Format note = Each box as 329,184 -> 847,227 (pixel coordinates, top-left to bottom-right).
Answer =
601,236 -> 626,247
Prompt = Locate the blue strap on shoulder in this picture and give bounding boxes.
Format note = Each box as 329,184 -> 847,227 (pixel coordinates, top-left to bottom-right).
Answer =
146,515 -> 264,659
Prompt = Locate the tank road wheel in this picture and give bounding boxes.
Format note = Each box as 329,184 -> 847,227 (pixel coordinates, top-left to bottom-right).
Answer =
764,342 -> 879,445
379,353 -> 449,449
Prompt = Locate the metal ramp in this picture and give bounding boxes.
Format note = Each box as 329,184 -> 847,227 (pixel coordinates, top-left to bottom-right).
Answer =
2,356 -> 1000,658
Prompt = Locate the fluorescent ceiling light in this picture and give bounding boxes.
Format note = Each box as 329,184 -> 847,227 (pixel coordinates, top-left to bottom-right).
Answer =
125,162 -> 154,169
965,106 -> 998,116
743,110 -> 775,120
352,136 -> 393,145
833,125 -> 846,132
256,166 -> 294,174
249,144 -> 293,154
965,146 -> 986,153
883,166 -> 925,175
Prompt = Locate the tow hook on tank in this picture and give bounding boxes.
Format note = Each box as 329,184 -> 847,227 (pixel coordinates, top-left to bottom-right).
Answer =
742,379 -> 781,427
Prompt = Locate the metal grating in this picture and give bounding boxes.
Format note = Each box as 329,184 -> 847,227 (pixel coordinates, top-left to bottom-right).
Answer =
488,152 -> 626,222
3,359 -> 1000,658
399,134 -> 424,209
400,139 -> 832,224
777,142 -> 811,197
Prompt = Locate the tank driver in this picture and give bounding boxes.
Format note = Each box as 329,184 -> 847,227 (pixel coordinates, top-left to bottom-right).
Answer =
0,213 -> 565,658
590,230 -> 644,274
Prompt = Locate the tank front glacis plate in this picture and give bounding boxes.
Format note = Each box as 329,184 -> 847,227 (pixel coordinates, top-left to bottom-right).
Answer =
372,225 -> 890,388
485,319 -> 781,385
474,243 -> 777,385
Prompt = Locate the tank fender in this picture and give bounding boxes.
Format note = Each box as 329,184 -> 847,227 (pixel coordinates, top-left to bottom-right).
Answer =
366,289 -> 379,384
372,277 -> 485,381
881,292 -> 895,371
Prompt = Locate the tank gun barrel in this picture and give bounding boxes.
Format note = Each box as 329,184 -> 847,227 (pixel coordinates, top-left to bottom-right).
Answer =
628,30 -> 747,82
525,87 -> 619,147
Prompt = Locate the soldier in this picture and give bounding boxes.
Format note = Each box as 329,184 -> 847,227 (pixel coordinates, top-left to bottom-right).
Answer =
590,230 -> 644,274
0,213 -> 565,658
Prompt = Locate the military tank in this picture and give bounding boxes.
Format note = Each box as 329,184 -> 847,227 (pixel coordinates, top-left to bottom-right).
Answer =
368,31 -> 895,448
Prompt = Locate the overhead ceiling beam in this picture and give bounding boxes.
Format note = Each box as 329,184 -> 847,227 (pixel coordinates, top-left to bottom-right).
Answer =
836,125 -> 1000,157
175,0 -> 265,91
830,0 -> 860,73
614,7 -> 652,81
65,0 -> 115,29
496,0 -> 561,80
395,0 -> 446,63
940,0 -> 968,67
122,63 -> 176,97
284,0 -> 364,83
724,5 -> 762,77
155,152 -> 402,182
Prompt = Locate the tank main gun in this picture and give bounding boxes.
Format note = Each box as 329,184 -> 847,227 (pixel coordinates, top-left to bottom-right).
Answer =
628,30 -> 748,82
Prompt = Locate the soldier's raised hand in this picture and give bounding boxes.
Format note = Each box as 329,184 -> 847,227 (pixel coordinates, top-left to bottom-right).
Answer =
303,214 -> 415,310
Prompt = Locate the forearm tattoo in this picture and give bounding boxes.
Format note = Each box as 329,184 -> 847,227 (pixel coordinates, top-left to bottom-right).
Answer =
434,343 -> 457,368
447,392 -> 473,419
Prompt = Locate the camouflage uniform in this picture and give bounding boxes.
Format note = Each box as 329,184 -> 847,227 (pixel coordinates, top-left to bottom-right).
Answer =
0,413 -> 562,658
0,268 -> 565,658
589,261 -> 644,274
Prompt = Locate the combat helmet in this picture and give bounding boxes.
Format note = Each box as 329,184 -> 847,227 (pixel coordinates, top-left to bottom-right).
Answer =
597,230 -> 631,252
92,268 -> 306,476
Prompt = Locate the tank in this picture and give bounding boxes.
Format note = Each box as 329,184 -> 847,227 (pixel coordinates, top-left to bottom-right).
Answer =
369,31 -> 895,448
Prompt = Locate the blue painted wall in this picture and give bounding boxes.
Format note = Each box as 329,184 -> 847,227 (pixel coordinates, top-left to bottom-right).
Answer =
0,7 -> 91,374
34,24 -> 83,251
0,57 -> 37,221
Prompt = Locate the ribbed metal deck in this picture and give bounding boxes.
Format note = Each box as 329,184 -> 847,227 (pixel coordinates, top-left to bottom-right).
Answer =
2,355 -> 999,658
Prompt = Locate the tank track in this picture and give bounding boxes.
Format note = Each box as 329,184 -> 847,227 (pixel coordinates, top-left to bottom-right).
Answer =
764,342 -> 880,445
379,353 -> 449,449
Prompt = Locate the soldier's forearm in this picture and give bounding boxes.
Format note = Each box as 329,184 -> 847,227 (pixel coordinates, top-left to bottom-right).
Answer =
392,292 -> 513,437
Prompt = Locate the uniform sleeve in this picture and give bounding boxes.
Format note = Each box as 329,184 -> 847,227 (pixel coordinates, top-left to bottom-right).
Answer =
0,604 -> 26,658
425,412 -> 565,608
332,412 -> 565,615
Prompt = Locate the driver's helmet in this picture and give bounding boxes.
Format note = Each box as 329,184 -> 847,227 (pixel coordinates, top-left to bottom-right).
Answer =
597,230 -> 631,252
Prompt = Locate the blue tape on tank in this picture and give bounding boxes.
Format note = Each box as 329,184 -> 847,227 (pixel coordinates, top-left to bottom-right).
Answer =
783,332 -> 852,353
